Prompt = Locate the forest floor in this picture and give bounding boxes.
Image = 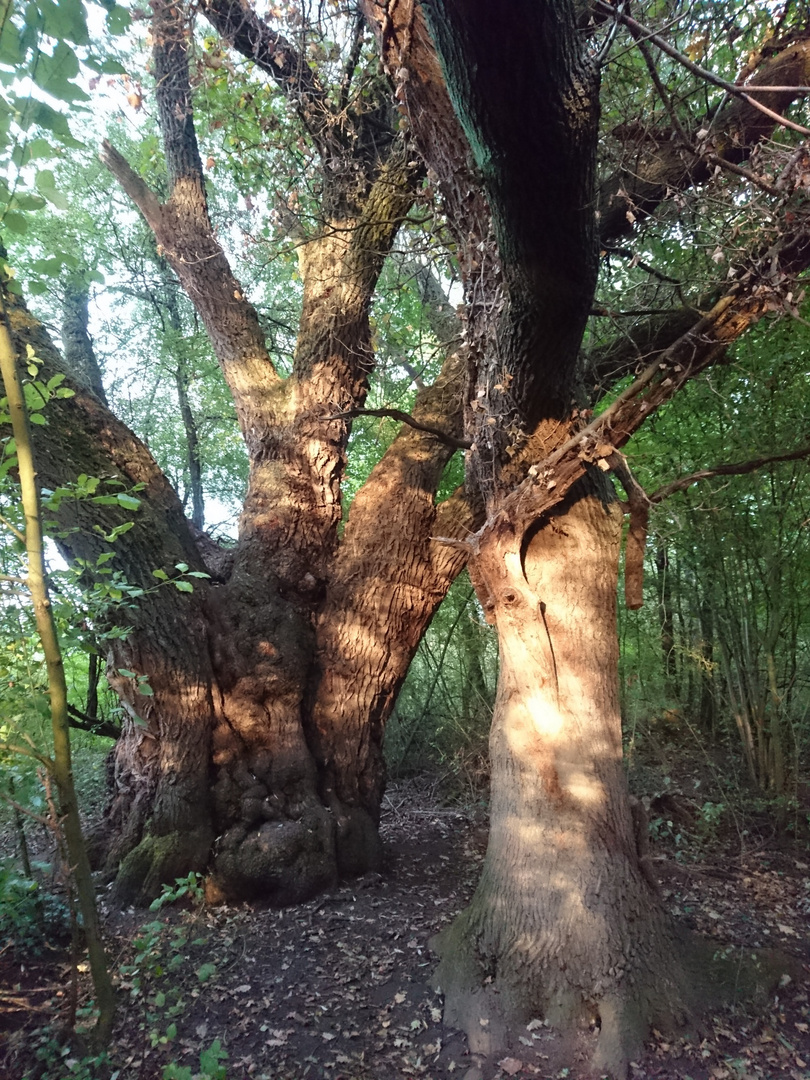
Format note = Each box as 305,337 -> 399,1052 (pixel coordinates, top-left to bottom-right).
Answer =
1,768 -> 810,1080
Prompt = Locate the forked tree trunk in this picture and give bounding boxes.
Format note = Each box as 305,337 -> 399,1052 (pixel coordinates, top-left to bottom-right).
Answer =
433,479 -> 696,1077
8,264 -> 471,906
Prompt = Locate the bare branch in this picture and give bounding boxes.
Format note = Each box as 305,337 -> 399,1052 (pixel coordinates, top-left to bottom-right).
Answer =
648,443 -> 810,503
324,406 -> 471,450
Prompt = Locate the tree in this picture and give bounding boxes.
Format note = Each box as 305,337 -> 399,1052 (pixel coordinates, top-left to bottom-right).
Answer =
361,0 -> 810,1073
4,0 -> 810,1072
4,0 -> 473,905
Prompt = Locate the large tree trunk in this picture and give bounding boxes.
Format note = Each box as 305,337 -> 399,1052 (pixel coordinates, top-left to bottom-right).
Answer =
433,480 -> 697,1076
7,209 -> 472,906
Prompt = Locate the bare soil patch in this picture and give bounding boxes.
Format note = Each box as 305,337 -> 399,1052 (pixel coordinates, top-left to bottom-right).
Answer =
1,777 -> 809,1080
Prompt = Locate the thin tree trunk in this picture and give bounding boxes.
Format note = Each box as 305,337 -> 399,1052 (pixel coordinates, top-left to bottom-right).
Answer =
61,283 -> 107,404
0,296 -> 115,1046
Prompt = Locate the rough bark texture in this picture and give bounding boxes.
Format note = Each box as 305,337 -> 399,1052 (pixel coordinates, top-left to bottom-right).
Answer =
434,482 -> 696,1076
4,0 -> 478,904
386,2 -> 810,1075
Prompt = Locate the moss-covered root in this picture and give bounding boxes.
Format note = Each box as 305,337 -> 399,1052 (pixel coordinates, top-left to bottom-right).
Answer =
110,827 -> 213,906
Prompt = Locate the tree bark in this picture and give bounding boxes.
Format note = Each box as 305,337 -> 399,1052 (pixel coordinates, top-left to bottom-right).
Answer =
433,480 -> 696,1076
392,3 -> 804,1074
0,0 -> 478,904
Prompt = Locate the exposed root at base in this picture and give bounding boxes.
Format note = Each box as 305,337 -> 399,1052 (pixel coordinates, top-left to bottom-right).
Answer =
432,925 -> 800,1079
110,826 -> 213,906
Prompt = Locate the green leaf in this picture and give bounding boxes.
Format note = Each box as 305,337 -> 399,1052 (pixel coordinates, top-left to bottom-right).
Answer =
36,169 -> 69,210
152,568 -> 169,581
174,562 -> 189,573
117,668 -> 136,678
106,5 -> 132,35
116,493 -> 141,511
96,552 -> 116,566
105,521 -> 134,541
10,192 -> 47,211
30,101 -> 82,147
24,138 -> 56,161
99,58 -> 127,74
173,580 -> 194,593
196,962 -> 217,983
39,0 -> 89,46
2,210 -> 27,234
28,412 -> 46,425
0,22 -> 23,66
31,256 -> 66,277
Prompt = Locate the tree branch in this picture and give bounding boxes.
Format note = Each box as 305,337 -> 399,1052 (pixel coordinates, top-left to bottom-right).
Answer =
648,443 -> 810,503
98,140 -> 163,230
200,0 -> 338,158
598,2 -> 810,137
324,406 -> 471,450
66,703 -> 121,741
597,28 -> 810,243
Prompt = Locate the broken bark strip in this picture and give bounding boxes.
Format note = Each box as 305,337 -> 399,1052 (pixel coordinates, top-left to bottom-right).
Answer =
615,440 -> 810,611
611,455 -> 650,611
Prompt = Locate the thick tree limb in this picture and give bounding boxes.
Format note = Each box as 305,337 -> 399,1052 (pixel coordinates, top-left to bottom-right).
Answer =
100,1 -> 281,452
61,283 -> 108,404
98,141 -> 162,227
611,454 -> 650,610
583,304 -> 704,399
597,30 -> 810,243
420,0 -> 599,424
478,191 -> 810,543
200,0 -> 336,155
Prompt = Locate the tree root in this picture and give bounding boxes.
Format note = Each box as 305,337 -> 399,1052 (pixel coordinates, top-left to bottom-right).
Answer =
110,826 -> 213,906
432,921 -> 800,1079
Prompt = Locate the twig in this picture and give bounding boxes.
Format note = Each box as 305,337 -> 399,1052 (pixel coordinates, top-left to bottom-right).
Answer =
324,407 -> 471,450
602,246 -> 682,284
0,511 -> 25,543
0,789 -> 53,828
598,1 -> 810,137
704,153 -> 781,198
